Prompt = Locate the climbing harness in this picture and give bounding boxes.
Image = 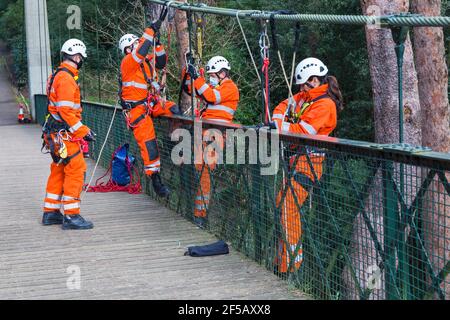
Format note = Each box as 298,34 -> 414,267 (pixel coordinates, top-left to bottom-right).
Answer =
41,67 -> 82,166
118,4 -> 172,130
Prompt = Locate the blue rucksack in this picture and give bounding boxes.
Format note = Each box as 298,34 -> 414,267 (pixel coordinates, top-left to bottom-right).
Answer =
112,143 -> 135,186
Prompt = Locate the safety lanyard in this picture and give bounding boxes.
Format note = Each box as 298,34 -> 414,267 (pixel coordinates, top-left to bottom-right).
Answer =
259,21 -> 271,125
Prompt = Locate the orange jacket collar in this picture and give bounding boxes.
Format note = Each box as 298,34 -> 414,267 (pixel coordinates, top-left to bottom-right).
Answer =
304,83 -> 328,101
60,62 -> 79,77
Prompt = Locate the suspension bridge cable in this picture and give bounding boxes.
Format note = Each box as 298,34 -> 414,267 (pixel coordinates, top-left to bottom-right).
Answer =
149,0 -> 450,27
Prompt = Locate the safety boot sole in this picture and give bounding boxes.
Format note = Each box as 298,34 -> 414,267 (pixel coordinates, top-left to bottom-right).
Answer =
42,219 -> 63,226
62,223 -> 94,230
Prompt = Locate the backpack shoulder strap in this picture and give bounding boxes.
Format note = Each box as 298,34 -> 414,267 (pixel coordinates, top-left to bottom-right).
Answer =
46,67 -> 78,122
310,94 -> 330,103
140,58 -> 154,85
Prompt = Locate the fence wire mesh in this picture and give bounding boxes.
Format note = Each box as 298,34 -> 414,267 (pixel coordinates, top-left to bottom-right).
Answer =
36,95 -> 449,300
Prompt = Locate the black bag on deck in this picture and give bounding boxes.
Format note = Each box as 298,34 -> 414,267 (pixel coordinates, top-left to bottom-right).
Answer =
184,240 -> 229,257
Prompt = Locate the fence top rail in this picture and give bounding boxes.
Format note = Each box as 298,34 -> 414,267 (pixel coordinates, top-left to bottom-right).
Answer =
47,96 -> 449,170
149,0 -> 450,27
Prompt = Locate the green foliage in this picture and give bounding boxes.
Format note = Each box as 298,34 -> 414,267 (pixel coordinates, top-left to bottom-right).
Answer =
217,0 -> 373,140
0,0 -> 26,87
7,0 -> 432,142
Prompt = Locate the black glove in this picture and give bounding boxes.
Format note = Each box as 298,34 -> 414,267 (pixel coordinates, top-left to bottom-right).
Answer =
150,19 -> 162,33
185,51 -> 194,65
84,130 -> 96,142
268,121 -> 278,130
187,64 -> 198,80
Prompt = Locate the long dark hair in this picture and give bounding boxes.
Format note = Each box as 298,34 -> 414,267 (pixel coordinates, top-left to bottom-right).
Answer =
319,75 -> 344,113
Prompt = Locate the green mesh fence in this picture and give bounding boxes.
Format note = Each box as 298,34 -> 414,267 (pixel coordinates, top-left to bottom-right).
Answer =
35,94 -> 450,300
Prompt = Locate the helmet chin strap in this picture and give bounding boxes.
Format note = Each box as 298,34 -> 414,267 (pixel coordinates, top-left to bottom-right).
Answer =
304,81 -> 315,89
67,56 -> 83,70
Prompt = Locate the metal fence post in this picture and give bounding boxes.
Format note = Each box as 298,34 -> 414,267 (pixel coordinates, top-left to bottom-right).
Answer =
382,160 -> 399,299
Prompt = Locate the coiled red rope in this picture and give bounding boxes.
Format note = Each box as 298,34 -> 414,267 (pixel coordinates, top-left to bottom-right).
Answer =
85,147 -> 142,194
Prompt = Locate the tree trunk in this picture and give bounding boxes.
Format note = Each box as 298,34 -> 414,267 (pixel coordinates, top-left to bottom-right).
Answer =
411,0 -> 450,300
174,0 -> 191,113
342,0 -> 422,300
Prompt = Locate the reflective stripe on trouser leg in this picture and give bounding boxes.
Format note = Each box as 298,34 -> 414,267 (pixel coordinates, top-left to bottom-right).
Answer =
194,166 -> 211,218
275,178 -> 308,273
62,200 -> 81,215
43,162 -> 64,212
132,113 -> 160,176
143,138 -> 160,176
62,140 -> 87,215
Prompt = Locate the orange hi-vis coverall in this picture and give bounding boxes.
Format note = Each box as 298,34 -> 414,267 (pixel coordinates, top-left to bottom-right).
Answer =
43,62 -> 91,215
183,73 -> 240,218
272,84 -> 337,273
120,27 -> 178,176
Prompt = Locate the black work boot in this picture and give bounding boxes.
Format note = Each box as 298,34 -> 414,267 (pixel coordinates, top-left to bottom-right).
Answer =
62,214 -> 94,230
193,216 -> 207,229
151,172 -> 170,197
42,211 -> 64,225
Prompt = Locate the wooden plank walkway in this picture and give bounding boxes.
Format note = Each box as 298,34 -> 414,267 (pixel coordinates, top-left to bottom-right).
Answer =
0,123 -> 307,300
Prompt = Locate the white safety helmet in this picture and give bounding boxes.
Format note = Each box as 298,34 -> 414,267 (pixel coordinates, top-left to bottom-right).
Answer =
119,34 -> 139,55
205,56 -> 231,74
61,38 -> 87,58
295,57 -> 328,85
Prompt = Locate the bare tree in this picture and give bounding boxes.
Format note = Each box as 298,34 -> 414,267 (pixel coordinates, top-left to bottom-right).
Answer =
342,0 -> 423,300
174,0 -> 191,112
411,0 -> 450,299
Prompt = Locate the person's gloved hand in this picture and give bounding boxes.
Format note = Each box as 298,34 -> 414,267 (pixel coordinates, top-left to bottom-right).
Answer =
84,130 -> 96,142
268,121 -> 278,130
187,64 -> 198,80
185,51 -> 194,65
150,19 -> 162,33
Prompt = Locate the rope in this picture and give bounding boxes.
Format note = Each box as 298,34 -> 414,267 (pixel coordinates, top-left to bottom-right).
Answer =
259,23 -> 272,123
85,145 -> 142,194
152,0 -> 450,27
235,10 -> 262,83
80,105 -> 119,201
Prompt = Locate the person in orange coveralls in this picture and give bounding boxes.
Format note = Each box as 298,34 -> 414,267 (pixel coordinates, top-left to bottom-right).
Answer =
272,57 -> 344,273
42,39 -> 94,230
118,17 -> 181,197
184,56 -> 239,228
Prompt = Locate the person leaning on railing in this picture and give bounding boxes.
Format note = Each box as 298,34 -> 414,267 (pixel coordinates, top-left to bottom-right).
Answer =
272,57 -> 344,274
183,56 -> 240,229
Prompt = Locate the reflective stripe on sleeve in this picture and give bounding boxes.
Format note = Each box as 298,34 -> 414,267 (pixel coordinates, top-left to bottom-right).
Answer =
132,51 -> 143,63
69,121 -> 83,133
205,118 -> 230,123
155,49 -> 166,57
207,105 -> 235,116
272,114 -> 284,120
299,120 -> 317,135
122,81 -> 148,90
213,89 -> 221,104
55,100 -> 75,108
282,122 -> 291,132
143,33 -> 154,42
197,83 -> 209,95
